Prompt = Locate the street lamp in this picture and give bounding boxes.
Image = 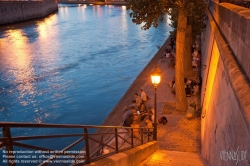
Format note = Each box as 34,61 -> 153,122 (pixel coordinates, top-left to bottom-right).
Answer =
151,65 -> 161,141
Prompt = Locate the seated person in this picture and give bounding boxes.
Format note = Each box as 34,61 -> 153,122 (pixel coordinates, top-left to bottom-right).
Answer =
134,93 -> 142,109
124,107 -> 137,119
166,52 -> 171,58
148,107 -> 155,123
133,113 -> 140,122
123,113 -> 134,127
145,118 -> 153,135
139,88 -> 147,103
125,93 -> 142,109
131,121 -> 140,138
139,103 -> 148,121
168,77 -> 175,88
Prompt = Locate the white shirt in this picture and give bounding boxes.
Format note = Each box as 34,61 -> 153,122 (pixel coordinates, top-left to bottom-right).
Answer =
140,91 -> 147,102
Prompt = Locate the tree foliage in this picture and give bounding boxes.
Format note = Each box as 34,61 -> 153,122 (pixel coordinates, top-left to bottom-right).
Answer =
126,0 -> 207,111
125,0 -> 174,30
169,0 -> 207,38
126,0 -> 207,33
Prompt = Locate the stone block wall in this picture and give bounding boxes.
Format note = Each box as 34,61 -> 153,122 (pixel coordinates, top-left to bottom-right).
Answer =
0,0 -> 58,25
201,1 -> 250,166
209,1 -> 250,80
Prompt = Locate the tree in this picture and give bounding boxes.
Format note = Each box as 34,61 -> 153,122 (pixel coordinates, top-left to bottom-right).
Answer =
174,4 -> 188,111
168,2 -> 207,78
126,0 -> 207,111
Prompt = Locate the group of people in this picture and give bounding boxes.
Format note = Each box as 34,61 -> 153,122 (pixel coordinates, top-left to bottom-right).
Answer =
123,88 -> 154,137
162,38 -> 202,70
168,77 -> 200,97
161,38 -> 176,69
192,43 -> 201,68
192,50 -> 201,68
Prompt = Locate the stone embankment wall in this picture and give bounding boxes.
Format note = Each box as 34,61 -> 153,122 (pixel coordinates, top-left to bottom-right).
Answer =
201,0 -> 250,166
0,0 -> 58,25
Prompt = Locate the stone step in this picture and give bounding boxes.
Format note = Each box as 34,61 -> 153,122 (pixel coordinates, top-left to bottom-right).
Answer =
139,150 -> 210,166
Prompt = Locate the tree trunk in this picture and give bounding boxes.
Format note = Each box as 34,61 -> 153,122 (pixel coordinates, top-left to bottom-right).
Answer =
175,7 -> 188,111
184,24 -> 195,77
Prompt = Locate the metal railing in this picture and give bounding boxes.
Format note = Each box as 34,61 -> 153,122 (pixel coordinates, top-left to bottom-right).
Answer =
0,122 -> 154,166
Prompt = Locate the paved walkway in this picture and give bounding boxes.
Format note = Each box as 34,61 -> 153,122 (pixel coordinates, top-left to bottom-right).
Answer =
139,150 -> 209,166
134,39 -> 209,165
98,37 -> 209,165
135,41 -> 201,151
139,56 -> 201,153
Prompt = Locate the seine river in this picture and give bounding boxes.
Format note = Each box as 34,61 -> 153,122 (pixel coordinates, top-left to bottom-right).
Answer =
0,4 -> 172,151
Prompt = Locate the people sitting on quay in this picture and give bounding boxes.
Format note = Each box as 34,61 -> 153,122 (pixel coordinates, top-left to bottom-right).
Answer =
139,88 -> 148,103
131,120 -> 140,138
161,49 -> 170,59
124,106 -> 137,120
161,42 -> 175,59
139,103 -> 148,121
123,113 -> 134,127
184,78 -> 200,97
134,92 -> 142,109
168,77 -> 175,88
170,82 -> 176,95
170,37 -> 176,51
124,93 -> 142,111
145,118 -> 153,136
123,106 -> 140,127
192,49 -> 201,69
148,107 -> 155,123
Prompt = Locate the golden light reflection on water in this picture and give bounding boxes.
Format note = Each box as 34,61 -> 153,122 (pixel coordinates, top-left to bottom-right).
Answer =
1,29 -> 35,104
60,5 -> 69,19
0,14 -> 59,111
93,5 -> 103,16
37,14 -> 58,39
121,5 -> 128,32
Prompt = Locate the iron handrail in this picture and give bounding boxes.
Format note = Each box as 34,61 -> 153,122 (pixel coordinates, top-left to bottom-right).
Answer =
0,122 -> 154,166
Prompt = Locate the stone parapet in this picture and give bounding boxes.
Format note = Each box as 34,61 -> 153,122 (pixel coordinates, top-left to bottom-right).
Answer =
86,141 -> 158,166
209,0 -> 250,80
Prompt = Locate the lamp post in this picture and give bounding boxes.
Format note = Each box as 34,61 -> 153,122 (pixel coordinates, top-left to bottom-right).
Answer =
151,65 -> 161,141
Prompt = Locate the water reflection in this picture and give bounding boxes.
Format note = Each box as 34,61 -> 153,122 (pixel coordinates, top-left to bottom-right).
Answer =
0,13 -> 62,123
0,5 -> 172,126
37,14 -> 58,39
60,4 -> 70,18
1,29 -> 35,105
120,6 -> 128,32
93,5 -> 103,17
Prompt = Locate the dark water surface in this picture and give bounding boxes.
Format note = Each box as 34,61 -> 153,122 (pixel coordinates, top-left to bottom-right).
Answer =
0,4 -> 172,150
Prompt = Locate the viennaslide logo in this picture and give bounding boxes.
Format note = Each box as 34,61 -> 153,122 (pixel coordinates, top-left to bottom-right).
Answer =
220,146 -> 248,165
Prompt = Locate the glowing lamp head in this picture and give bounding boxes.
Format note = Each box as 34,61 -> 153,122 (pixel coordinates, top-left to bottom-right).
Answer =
151,65 -> 161,86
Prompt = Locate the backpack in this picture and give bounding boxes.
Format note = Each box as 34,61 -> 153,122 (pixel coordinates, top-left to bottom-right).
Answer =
158,116 -> 168,125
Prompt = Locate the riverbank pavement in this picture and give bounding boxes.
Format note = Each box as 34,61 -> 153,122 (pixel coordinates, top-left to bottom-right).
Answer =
136,39 -> 210,165
98,37 -> 209,165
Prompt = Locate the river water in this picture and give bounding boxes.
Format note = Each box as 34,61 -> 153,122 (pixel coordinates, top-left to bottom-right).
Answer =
0,4 -> 172,150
